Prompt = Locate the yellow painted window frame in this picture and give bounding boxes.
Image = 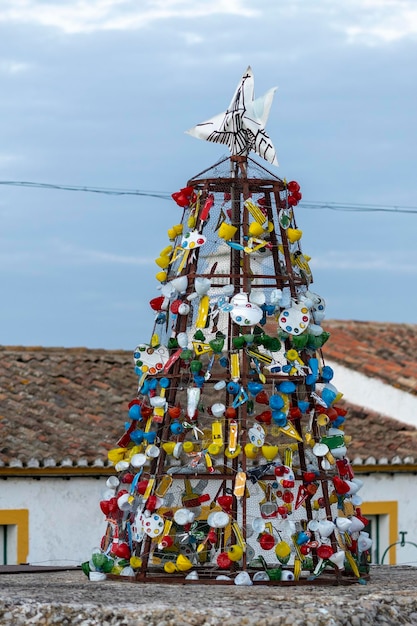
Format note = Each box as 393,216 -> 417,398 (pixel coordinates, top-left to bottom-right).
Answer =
0,509 -> 29,565
361,501 -> 398,565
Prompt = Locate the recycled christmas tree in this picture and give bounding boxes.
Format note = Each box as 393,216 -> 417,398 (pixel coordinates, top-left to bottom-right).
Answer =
86,68 -> 372,585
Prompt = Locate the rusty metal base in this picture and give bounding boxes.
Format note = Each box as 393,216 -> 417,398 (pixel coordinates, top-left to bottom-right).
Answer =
107,569 -> 369,586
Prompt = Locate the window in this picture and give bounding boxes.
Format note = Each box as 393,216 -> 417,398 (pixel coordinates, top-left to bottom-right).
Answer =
0,510 -> 29,565
361,501 -> 398,565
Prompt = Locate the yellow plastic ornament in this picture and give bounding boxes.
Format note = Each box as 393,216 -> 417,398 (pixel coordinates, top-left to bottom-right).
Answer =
107,448 -> 127,463
287,228 -> 303,244
227,544 -> 243,562
261,445 -> 279,462
155,270 -> 167,283
155,255 -> 171,269
164,561 -> 177,574
275,541 -> 291,564
176,554 -> 193,571
130,556 -> 142,569
167,224 -> 183,240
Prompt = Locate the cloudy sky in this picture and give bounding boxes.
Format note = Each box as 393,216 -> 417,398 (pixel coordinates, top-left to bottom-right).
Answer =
1,1 -> 416,349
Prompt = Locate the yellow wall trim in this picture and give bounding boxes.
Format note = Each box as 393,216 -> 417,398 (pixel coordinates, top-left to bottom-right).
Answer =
0,509 -> 29,564
361,501 -> 398,565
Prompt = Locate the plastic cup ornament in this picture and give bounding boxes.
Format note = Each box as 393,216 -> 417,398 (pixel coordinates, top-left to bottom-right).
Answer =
244,443 -> 259,459
211,403 -> 226,418
335,516 -> 352,532
329,550 -> 345,570
194,277 -> 211,295
117,493 -> 132,512
130,453 -> 147,468
261,445 -> 279,462
234,571 -> 253,586
317,520 -> 335,538
105,475 -> 120,490
349,516 -> 366,533
176,554 -> 194,571
170,276 -> 188,294
358,532 -> 372,553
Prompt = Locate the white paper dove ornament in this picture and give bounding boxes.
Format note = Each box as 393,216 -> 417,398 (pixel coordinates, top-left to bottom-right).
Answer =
278,301 -> 310,335
230,293 -> 263,326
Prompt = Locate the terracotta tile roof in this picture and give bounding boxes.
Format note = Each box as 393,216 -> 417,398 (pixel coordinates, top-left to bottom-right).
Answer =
323,320 -> 417,396
0,331 -> 415,468
0,346 -> 137,467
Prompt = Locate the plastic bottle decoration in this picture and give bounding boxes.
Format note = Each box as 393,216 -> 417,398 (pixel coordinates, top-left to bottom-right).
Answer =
85,66 -> 371,586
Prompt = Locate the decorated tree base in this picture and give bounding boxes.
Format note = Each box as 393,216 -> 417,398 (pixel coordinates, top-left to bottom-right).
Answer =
84,69 -> 371,586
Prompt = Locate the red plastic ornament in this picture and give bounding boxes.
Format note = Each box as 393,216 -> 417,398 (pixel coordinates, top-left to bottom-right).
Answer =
137,480 -> 149,495
289,407 -> 302,420
160,535 -> 174,549
99,500 -> 110,515
259,533 -> 275,550
287,194 -> 298,207
170,299 -> 182,314
115,542 -> 131,559
146,495 -> 158,511
303,471 -> 316,483
217,552 -> 232,569
171,191 -> 189,207
149,296 -> 165,311
274,465 -> 286,477
168,406 -> 181,419
255,390 -> 269,405
333,476 -> 350,495
108,497 -> 119,513
225,407 -> 237,419
282,490 -> 294,503
200,194 -> 214,221
217,495 -> 233,513
317,545 -> 334,559
287,180 -> 300,193
255,410 -> 272,424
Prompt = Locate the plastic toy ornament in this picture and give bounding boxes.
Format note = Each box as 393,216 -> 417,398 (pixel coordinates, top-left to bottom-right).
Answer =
279,301 -> 310,335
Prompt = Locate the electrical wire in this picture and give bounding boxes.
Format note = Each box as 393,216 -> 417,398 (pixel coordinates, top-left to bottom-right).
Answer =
1,180 -> 417,214
0,180 -> 172,200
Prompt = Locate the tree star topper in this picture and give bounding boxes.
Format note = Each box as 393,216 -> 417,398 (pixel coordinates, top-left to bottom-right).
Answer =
186,66 -> 278,166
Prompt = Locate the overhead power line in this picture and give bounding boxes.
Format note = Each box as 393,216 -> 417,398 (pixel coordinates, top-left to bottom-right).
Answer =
1,180 -> 417,214
0,180 -> 171,199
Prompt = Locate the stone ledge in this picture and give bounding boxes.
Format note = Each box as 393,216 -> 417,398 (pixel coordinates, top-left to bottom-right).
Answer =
0,566 -> 416,625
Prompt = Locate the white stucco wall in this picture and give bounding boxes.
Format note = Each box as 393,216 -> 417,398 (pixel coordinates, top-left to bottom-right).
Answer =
327,360 -> 417,429
0,476 -> 107,566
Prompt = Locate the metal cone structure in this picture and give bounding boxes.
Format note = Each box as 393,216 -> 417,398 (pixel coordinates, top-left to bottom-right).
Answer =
86,69 -> 371,585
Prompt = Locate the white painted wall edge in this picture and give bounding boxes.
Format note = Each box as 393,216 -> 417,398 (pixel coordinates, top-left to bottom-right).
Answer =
326,360 -> 417,428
